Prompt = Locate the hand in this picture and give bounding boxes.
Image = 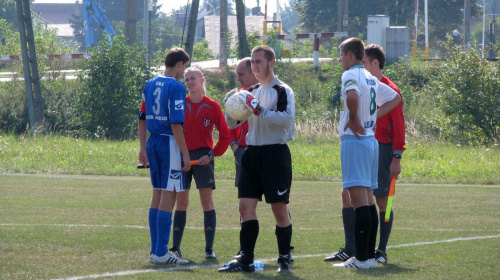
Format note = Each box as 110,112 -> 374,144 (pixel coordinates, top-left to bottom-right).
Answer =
223,88 -> 238,105
138,149 -> 148,167
182,154 -> 191,172
197,155 -> 212,166
344,118 -> 366,139
239,91 -> 262,115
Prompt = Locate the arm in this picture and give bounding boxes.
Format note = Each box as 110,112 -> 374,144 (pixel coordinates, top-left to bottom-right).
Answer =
138,119 -> 148,166
344,89 -> 365,139
377,94 -> 401,119
212,105 -> 231,157
171,123 -> 191,172
229,126 -> 241,153
389,96 -> 405,179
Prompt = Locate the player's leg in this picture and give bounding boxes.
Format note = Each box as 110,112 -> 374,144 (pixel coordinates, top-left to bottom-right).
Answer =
170,189 -> 189,257
199,187 -> 216,258
148,189 -> 161,261
219,146 -> 260,273
374,142 -> 393,263
262,144 -> 293,273
333,136 -> 377,269
367,190 -> 378,261
325,189 -> 355,262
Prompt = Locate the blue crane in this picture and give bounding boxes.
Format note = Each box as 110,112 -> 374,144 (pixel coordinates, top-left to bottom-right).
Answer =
83,0 -> 117,50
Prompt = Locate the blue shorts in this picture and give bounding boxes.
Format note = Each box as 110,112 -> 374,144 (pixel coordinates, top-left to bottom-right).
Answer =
340,135 -> 378,190
147,134 -> 185,192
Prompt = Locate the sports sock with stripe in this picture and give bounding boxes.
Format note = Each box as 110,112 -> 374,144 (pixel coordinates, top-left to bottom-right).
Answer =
204,209 -> 216,251
172,210 -> 186,250
377,210 -> 393,253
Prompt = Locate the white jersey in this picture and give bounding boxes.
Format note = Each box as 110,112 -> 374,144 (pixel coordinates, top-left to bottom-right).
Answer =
338,64 -> 397,138
226,76 -> 295,145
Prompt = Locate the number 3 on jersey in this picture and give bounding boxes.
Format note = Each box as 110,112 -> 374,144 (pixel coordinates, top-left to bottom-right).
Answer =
152,87 -> 161,115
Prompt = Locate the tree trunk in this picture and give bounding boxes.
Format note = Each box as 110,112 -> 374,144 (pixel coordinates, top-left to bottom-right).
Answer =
219,0 -> 228,68
235,0 -> 249,58
185,0 -> 200,63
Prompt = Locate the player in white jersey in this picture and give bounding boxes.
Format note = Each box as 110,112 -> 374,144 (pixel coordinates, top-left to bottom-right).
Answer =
219,45 -> 295,274
331,38 -> 401,269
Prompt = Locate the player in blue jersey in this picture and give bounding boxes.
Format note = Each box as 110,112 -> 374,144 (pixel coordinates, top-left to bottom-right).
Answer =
331,38 -> 401,269
138,48 -> 191,265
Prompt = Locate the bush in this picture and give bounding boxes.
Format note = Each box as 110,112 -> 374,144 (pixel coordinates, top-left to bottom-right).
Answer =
75,35 -> 151,139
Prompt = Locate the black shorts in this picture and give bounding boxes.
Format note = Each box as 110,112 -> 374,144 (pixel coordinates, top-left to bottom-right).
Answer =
374,142 -> 393,197
184,148 -> 216,190
238,144 -> 292,204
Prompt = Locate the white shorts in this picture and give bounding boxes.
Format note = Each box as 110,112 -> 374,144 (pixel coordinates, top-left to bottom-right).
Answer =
340,135 -> 378,190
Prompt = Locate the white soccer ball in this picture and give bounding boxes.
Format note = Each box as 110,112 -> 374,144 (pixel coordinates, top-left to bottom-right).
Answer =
225,90 -> 253,121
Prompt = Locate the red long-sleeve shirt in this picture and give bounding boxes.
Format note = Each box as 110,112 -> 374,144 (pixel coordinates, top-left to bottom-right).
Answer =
229,121 -> 248,147
184,95 -> 230,156
376,76 -> 406,153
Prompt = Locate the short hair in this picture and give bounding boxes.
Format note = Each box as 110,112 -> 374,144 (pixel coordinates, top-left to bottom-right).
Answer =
184,67 -> 206,93
339,37 -> 365,61
365,44 -> 386,69
165,48 -> 190,68
240,57 -> 252,70
251,45 -> 275,62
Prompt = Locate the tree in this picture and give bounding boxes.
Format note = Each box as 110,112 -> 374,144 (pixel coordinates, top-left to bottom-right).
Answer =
0,0 -> 19,30
434,36 -> 499,143
192,39 -> 213,61
294,0 -> 336,33
294,0 -> 480,44
281,0 -> 299,32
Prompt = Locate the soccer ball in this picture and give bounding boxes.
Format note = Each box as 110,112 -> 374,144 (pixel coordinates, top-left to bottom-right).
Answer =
225,90 -> 253,121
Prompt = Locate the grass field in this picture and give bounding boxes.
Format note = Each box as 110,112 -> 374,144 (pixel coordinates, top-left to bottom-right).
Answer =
0,134 -> 499,184
1,174 -> 499,280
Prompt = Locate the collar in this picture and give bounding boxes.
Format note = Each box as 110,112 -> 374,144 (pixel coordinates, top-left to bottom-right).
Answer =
260,75 -> 279,89
349,64 -> 364,70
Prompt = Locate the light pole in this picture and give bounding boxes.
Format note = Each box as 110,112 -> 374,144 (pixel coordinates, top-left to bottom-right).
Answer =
478,0 -> 486,58
205,2 -> 216,56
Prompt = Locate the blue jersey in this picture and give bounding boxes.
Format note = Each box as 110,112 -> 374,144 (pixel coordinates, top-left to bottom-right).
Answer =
141,75 -> 186,135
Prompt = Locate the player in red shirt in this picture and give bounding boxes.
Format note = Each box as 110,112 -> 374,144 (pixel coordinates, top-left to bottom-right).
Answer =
168,67 -> 230,260
325,44 -> 405,265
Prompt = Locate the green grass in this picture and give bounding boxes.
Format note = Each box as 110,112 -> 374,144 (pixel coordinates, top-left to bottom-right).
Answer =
0,134 -> 499,184
1,174 -> 499,280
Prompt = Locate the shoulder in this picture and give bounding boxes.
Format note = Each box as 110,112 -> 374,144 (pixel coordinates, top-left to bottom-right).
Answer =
204,96 -> 221,107
381,76 -> 400,93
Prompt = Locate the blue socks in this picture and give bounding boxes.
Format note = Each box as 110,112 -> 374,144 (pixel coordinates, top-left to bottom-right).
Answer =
148,208 -> 158,255
154,210 -> 172,256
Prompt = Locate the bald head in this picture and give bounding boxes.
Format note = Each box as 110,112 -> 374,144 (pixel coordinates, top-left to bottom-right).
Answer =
236,57 -> 258,88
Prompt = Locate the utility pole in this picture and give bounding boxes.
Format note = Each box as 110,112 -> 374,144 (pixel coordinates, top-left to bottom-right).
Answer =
337,0 -> 348,40
220,0 -> 228,68
235,0 -> 249,58
16,0 -> 44,130
125,0 -> 137,45
185,0 -> 200,63
464,0 -> 471,47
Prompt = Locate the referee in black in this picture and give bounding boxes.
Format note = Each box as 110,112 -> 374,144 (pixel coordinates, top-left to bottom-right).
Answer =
218,45 -> 296,274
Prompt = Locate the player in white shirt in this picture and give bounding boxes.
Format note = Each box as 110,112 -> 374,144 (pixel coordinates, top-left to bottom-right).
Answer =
331,38 -> 401,269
